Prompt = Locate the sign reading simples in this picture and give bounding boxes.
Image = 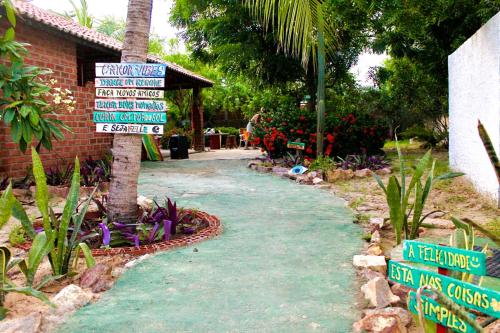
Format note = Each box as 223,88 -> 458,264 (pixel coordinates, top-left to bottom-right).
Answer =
403,240 -> 487,276
407,292 -> 476,333
95,77 -> 165,88
388,260 -> 499,317
95,63 -> 166,78
95,99 -> 167,112
93,111 -> 166,124
96,88 -> 164,99
96,123 -> 164,135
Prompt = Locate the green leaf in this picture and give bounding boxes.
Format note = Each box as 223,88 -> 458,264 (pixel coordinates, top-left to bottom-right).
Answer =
0,183 -> 14,229
28,110 -> 40,126
3,109 -> 15,124
435,172 -> 464,181
3,27 -> 15,42
56,157 -> 80,275
0,246 -> 12,284
372,172 -> 386,194
405,149 -> 432,202
0,285 -> 55,307
10,118 -> 21,143
22,121 -> 33,143
387,176 -> 403,244
26,232 -> 53,285
19,104 -> 32,118
11,198 -> 36,238
69,186 -> 98,248
6,4 -> 16,27
78,243 -> 95,269
31,149 -> 50,233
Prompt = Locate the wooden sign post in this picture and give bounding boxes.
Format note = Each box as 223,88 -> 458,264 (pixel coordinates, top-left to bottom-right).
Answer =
388,240 -> 498,332
93,63 -> 167,135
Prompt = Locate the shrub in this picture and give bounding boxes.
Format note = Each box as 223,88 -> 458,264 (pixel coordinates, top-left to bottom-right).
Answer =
309,155 -> 335,172
336,154 -> 390,171
253,106 -> 388,159
8,225 -> 26,247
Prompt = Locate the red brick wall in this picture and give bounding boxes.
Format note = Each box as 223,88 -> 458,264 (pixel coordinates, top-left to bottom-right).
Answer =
0,22 -> 113,178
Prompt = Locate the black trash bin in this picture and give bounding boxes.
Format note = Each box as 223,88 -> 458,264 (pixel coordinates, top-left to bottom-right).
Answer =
169,135 -> 189,159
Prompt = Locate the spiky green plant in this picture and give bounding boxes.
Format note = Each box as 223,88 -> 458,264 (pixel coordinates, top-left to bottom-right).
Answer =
373,139 -> 463,244
478,120 -> 500,183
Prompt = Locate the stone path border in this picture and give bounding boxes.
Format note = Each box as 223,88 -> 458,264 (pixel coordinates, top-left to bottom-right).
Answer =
91,211 -> 222,256
17,211 -> 222,257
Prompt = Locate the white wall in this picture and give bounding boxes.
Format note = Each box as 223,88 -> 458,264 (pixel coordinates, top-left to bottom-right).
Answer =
449,12 -> 500,205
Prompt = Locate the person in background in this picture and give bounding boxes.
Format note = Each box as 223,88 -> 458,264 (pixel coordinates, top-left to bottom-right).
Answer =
244,113 -> 261,149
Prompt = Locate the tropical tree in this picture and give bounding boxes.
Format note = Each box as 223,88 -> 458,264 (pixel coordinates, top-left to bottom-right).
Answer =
63,0 -> 93,28
107,0 -> 153,222
244,0 -> 335,155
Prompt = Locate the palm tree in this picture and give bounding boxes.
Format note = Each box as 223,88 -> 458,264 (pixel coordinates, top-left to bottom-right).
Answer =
107,0 -> 153,223
64,0 -> 93,28
245,0 -> 334,155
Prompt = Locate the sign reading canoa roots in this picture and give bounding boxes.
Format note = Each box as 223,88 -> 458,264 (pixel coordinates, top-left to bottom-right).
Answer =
93,63 -> 167,134
388,240 -> 499,332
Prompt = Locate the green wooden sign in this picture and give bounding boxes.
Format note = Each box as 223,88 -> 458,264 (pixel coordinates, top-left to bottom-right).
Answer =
403,240 -> 487,276
388,261 -> 500,318
93,111 -> 166,124
407,292 -> 476,333
95,99 -> 167,112
287,142 -> 305,150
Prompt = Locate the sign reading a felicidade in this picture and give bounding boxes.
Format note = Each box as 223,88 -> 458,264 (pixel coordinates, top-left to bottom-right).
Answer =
95,63 -> 166,78
96,88 -> 164,99
403,240 -> 486,276
95,77 -> 165,88
94,99 -> 167,112
96,123 -> 164,135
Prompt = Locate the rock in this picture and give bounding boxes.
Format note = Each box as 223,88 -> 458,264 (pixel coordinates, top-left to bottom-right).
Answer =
295,175 -> 311,184
326,169 -> 354,182
314,184 -> 331,190
0,313 -> 42,333
371,230 -> 381,244
358,268 -> 385,281
125,254 -> 152,269
389,244 -> 404,261
375,167 -> 392,176
272,167 -> 289,176
390,283 -> 412,305
361,277 -> 400,308
367,245 -> 383,256
363,307 -> 412,327
353,255 -> 387,274
256,165 -> 273,173
309,171 -> 318,179
353,313 -> 407,333
111,266 -> 126,278
355,168 -> 372,178
80,263 -> 111,289
137,195 -> 153,211
312,177 -> 323,185
52,284 -> 93,314
247,161 -> 258,168
91,278 -> 113,293
369,217 -> 385,230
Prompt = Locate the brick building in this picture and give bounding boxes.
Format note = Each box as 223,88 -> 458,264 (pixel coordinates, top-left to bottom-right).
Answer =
0,2 -> 212,178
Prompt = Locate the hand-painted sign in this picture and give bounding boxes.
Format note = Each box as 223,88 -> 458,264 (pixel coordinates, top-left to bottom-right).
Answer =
95,78 -> 165,88
287,142 -> 305,150
407,292 -> 476,333
403,240 -> 487,276
96,88 -> 164,99
95,63 -> 166,78
94,99 -> 167,112
388,260 -> 500,317
96,123 -> 164,135
93,111 -> 166,124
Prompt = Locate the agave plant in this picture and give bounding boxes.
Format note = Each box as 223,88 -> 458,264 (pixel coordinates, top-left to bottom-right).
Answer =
373,139 -> 463,244
13,150 -> 96,276
478,120 -> 500,183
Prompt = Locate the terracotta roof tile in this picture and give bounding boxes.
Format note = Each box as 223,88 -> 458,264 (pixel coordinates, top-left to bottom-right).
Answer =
13,1 -> 213,86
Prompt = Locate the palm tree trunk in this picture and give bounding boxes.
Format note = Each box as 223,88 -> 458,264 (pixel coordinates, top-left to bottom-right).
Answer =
107,0 -> 153,223
316,28 -> 326,156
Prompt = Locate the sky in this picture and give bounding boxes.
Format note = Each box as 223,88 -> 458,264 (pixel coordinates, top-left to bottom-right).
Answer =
31,0 -> 385,85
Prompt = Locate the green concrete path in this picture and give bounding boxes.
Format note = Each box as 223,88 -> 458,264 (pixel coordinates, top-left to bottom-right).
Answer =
60,160 -> 362,332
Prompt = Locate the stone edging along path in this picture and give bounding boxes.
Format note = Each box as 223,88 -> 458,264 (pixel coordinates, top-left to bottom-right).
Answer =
91,211 -> 222,257
17,211 -> 223,257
